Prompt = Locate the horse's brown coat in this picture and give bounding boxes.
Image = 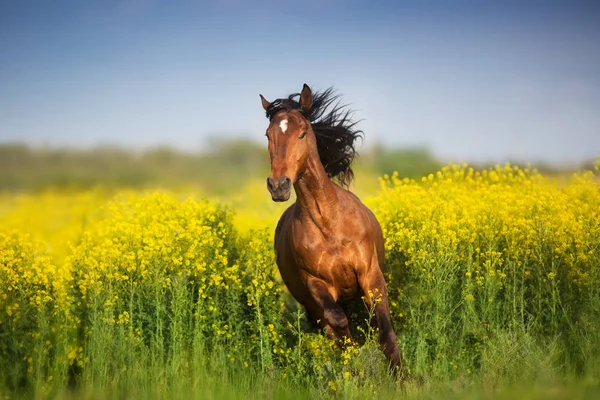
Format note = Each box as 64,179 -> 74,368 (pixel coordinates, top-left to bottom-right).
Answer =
261,84 -> 405,377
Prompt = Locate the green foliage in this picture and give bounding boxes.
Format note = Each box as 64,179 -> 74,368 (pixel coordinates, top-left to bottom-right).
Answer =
2,141 -> 594,196
373,164 -> 600,382
1,162 -> 600,399
362,145 -> 443,179
0,231 -> 71,393
0,140 -> 269,194
0,142 -> 445,194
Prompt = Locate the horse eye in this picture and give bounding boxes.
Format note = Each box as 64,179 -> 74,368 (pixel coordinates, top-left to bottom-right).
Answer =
299,131 -> 307,139
265,132 -> 270,140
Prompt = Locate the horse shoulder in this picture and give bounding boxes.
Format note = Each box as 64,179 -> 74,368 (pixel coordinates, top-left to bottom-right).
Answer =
275,204 -> 293,240
274,203 -> 298,261
274,203 -> 319,306
334,187 -> 386,267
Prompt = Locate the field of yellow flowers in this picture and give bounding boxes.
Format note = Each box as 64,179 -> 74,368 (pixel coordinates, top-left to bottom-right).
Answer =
1,162 -> 599,399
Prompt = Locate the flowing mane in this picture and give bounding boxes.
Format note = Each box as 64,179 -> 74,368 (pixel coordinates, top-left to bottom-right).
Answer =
264,87 -> 363,188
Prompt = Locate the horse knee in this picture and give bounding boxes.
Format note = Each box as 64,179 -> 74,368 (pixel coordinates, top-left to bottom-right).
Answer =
323,307 -> 349,332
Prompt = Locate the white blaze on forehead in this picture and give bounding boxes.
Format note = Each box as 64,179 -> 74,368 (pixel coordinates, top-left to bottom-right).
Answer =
279,119 -> 288,133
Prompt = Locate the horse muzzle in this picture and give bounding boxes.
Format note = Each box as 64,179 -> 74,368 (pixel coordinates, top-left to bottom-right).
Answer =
267,176 -> 292,202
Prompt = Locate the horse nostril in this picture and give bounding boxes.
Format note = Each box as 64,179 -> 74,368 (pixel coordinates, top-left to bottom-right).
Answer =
267,177 -> 275,190
279,177 -> 291,190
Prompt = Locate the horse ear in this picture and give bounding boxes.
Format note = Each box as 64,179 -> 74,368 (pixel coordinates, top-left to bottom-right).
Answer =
300,83 -> 312,110
259,94 -> 270,110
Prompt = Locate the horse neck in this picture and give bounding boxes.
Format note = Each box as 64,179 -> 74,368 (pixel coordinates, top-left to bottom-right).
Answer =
293,146 -> 339,232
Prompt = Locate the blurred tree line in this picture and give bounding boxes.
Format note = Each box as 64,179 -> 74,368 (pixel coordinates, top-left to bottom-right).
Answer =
0,140 -> 592,194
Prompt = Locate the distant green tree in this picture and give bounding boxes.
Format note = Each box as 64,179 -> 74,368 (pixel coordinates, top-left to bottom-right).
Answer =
365,145 -> 443,179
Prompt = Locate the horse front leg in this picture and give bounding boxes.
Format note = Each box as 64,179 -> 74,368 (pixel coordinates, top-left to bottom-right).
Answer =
306,277 -> 354,347
304,304 -> 337,339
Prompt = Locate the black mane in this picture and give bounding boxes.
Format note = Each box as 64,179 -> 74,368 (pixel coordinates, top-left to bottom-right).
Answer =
264,87 -> 363,188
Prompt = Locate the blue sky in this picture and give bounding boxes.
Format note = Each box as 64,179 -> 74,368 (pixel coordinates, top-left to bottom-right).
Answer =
1,0 -> 599,164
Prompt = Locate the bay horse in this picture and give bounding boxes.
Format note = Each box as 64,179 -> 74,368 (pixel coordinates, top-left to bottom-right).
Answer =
259,84 -> 405,377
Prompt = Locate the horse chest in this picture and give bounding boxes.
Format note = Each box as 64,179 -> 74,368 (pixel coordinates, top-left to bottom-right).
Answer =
291,228 -> 363,295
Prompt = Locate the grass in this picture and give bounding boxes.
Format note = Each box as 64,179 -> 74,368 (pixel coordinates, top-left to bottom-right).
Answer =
1,162 -> 600,399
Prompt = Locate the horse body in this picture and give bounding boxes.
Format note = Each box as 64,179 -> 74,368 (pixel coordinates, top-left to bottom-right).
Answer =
260,84 -> 404,376
276,166 -> 372,304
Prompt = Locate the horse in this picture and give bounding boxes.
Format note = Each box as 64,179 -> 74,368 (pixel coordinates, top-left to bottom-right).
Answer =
259,84 -> 405,377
